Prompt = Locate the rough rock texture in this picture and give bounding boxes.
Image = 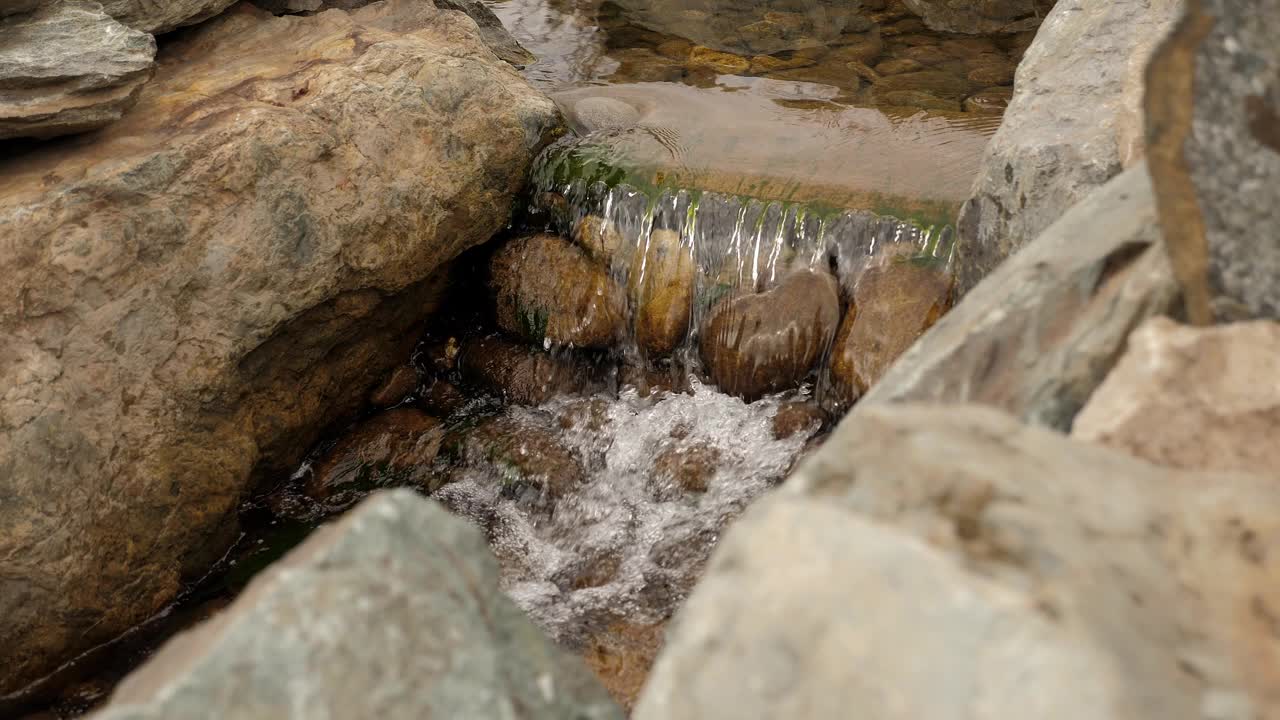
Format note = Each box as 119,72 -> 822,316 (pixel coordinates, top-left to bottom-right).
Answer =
458,335 -> 602,405
253,0 -> 536,66
0,0 -> 559,697
92,490 -> 624,720
305,408 -> 443,506
863,163 -> 1179,430
636,404 -> 1280,720
1074,317 -> 1280,475
699,269 -> 840,401
491,234 -> 627,350
99,0 -> 238,33
902,0 -> 1055,34
955,0 -> 1181,292
0,0 -> 41,17
0,1 -> 156,140
1146,0 -> 1280,322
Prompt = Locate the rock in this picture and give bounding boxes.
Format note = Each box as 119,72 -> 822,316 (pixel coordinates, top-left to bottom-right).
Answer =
0,0 -> 558,696
1145,0 -> 1280,322
583,621 -> 666,712
460,414 -> 586,503
965,61 -> 1014,86
0,2 -> 156,140
556,396 -> 611,432
632,229 -> 695,357
870,70 -> 970,99
418,378 -> 468,417
457,335 -> 599,405
655,38 -> 693,59
1074,317 -> 1280,475
748,53 -> 816,73
870,89 -> 959,111
861,163 -> 1180,430
0,0 -> 40,17
828,254 -> 952,409
571,214 -> 627,261
608,48 -> 684,83
688,46 -> 750,74
955,0 -> 1181,292
699,269 -> 840,401
635,404 -> 1280,720
564,98 -> 642,135
770,401 -> 825,439
873,57 -> 923,74
305,408 -> 443,506
368,364 -> 419,407
901,0 -> 1054,34
825,33 -> 884,64
491,234 -> 627,349
651,441 -> 721,495
99,0 -> 236,33
939,37 -> 1000,58
92,490 -> 624,720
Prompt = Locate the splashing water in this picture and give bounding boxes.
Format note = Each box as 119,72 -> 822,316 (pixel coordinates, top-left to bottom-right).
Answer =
433,378 -> 817,643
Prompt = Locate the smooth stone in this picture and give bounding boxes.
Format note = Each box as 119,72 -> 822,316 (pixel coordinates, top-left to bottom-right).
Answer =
748,53 -> 816,73
571,215 -> 627,261
457,334 -> 599,405
91,490 -> 624,719
965,62 -> 1014,86
583,621 -> 666,713
699,269 -> 839,401
874,57 -> 924,74
687,46 -> 750,74
901,0 -> 1054,34
632,229 -> 695,358
871,70 -> 970,99
417,378 -> 468,417
955,0 -> 1181,292
491,233 -> 627,349
564,96 -> 643,134
963,86 -> 1012,114
368,364 -> 419,407
634,403 -> 1280,720
1074,317 -> 1280,475
828,253 -> 952,409
0,1 -> 156,140
861,163 -> 1180,430
650,441 -> 721,495
0,0 -> 559,696
824,34 -> 884,64
898,44 -> 950,65
458,413 -> 586,502
1145,0 -> 1280,321
870,89 -> 960,111
770,401 -> 826,440
304,408 -> 443,505
608,47 -> 684,83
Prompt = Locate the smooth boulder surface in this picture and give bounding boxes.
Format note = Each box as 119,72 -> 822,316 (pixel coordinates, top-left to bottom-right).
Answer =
862,163 -> 1179,430
0,1 -> 156,140
99,0 -> 238,33
1074,316 -> 1280,475
1146,0 -> 1280,322
91,490 -> 624,720
902,0 -> 1056,34
636,404 -> 1280,720
0,0 -> 559,697
955,0 -> 1181,292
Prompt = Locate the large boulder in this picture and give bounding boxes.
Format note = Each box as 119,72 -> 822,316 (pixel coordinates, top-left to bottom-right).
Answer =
901,0 -> 1056,34
1073,316 -> 1280,475
635,404 -> 1280,720
0,0 -> 559,697
860,163 -> 1179,430
98,0 -> 238,33
0,1 -> 156,140
1145,0 -> 1280,322
955,0 -> 1181,292
90,490 -> 624,720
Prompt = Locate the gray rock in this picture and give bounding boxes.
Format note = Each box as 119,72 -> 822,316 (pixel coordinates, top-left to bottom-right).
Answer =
98,0 -> 238,33
0,0 -> 559,697
91,490 -> 624,720
1073,316 -> 1280,475
901,0 -> 1055,34
860,162 -> 1179,431
0,0 -> 40,17
252,0 -> 536,66
955,0 -> 1181,292
1145,0 -> 1280,322
635,403 -> 1280,720
0,1 -> 156,139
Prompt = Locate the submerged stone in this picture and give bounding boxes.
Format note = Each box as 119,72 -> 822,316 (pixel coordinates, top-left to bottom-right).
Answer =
457,414 -> 586,505
491,233 -> 627,349
458,334 -> 599,405
700,269 -> 840,401
305,408 -> 443,506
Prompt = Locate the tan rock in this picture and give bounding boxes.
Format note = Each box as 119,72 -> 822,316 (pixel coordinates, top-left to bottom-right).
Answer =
368,364 -> 419,408
829,256 -> 952,408
826,34 -> 884,64
631,229 -> 695,357
870,89 -> 959,111
871,70 -> 970,99
572,215 -> 627,261
962,86 -> 1012,114
457,335 -> 599,405
1074,317 -> 1280,475
748,54 -> 817,74
965,62 -> 1015,86
699,269 -> 840,401
305,408 -> 443,503
771,401 -> 826,440
688,46 -> 750,74
0,0 -> 558,694
584,620 -> 666,713
462,414 -> 586,502
873,57 -> 924,75
491,233 -> 627,349
651,441 -> 721,495
655,38 -> 693,60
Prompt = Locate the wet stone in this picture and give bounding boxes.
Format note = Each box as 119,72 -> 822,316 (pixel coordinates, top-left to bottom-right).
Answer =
687,46 -> 750,74
871,90 -> 960,111
368,364 -> 419,408
490,233 -> 626,349
458,334 -> 599,405
305,408 -> 444,507
771,401 -> 826,440
875,57 -> 925,74
829,254 -> 953,409
583,620 -> 667,712
966,62 -> 1014,86
573,215 -> 627,261
872,70 -> 971,99
748,54 -> 817,73
461,414 -> 586,505
557,396 -> 612,433
963,86 -> 1012,114
700,269 -> 840,401
631,229 -> 695,358
651,441 -> 722,496
418,378 -> 468,417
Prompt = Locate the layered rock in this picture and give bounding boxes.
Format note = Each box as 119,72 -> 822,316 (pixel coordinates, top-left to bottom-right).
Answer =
955,0 -> 1181,291
0,0 -> 558,696
0,1 -> 156,139
902,0 -> 1056,34
636,404 -> 1280,720
91,491 -> 624,719
98,0 -> 238,33
1146,0 -> 1280,322
864,163 -> 1179,430
1074,317 -> 1280,475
